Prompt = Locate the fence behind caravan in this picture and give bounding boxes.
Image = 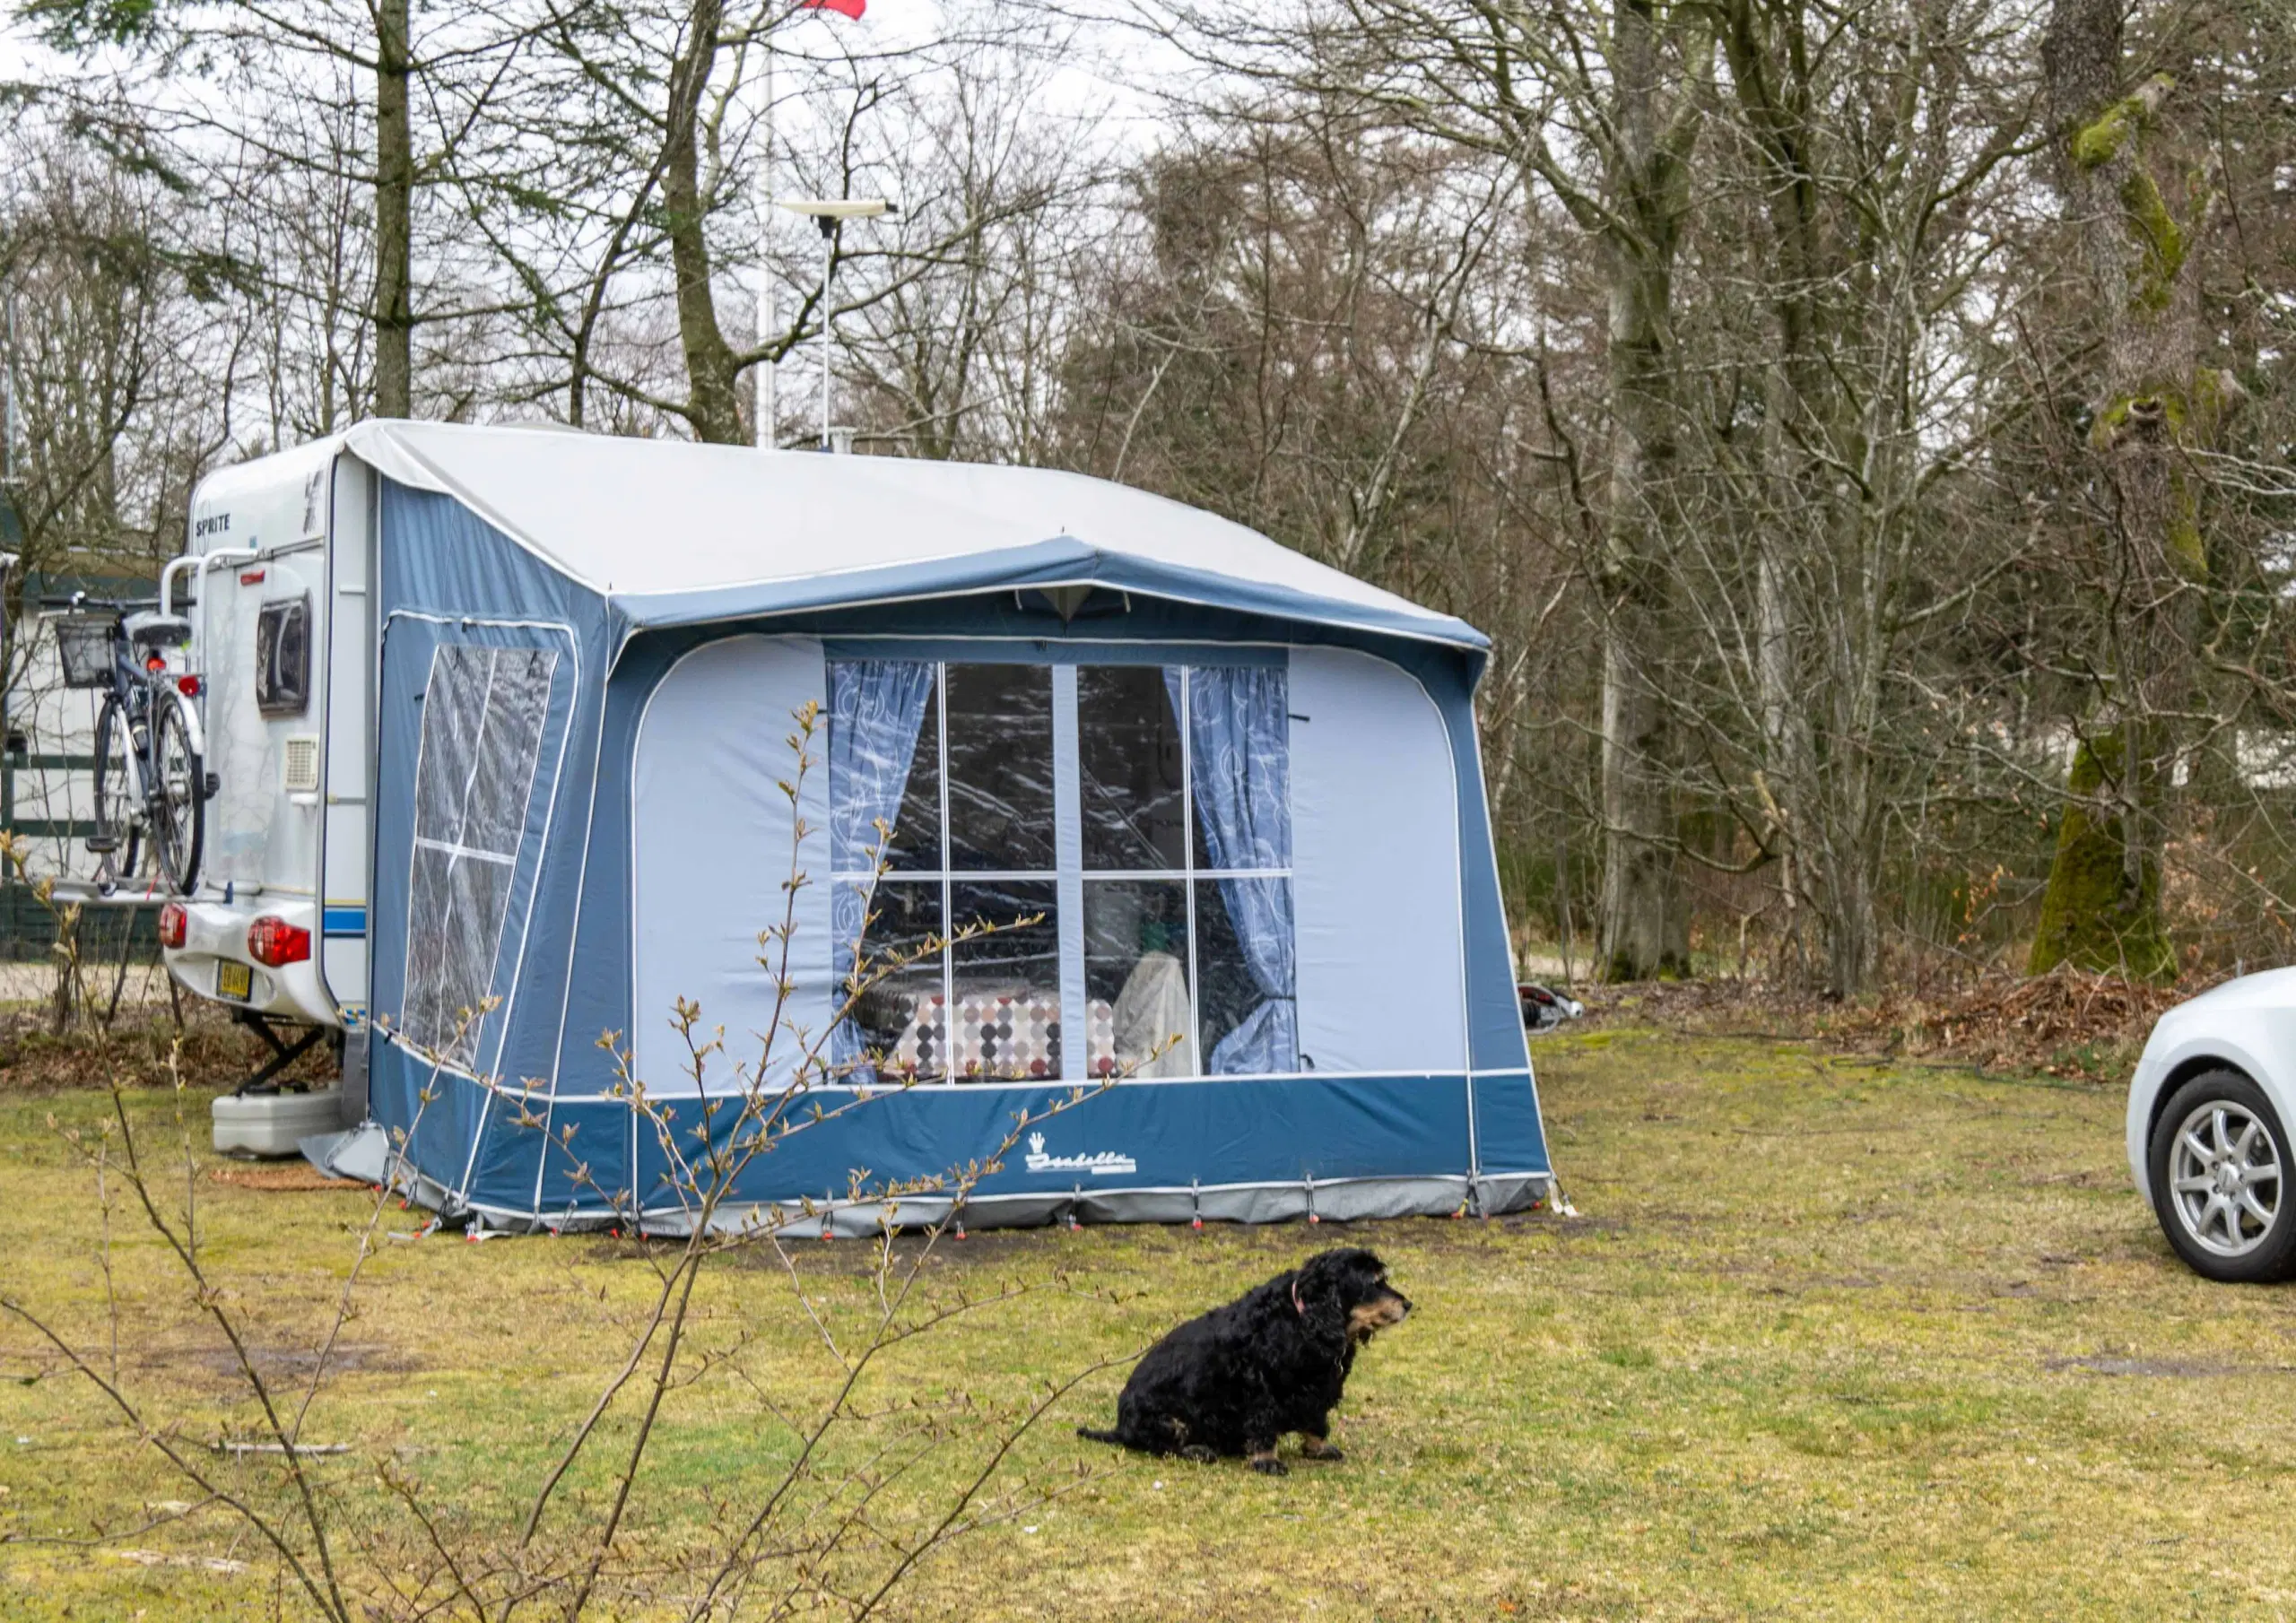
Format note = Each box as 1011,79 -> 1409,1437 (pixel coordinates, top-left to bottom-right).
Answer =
0,571 -> 169,962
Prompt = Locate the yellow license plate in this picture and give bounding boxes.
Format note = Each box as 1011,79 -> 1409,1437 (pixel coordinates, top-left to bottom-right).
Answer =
216,960 -> 252,1002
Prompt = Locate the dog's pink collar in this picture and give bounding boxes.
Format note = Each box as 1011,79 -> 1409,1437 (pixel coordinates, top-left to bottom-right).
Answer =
1292,1280 -> 1305,1315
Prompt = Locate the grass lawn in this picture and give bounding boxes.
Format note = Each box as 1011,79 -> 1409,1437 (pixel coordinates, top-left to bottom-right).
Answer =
6,1026 -> 2296,1619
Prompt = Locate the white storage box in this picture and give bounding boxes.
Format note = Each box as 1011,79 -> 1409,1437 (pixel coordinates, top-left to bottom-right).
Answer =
213,1087 -> 346,1158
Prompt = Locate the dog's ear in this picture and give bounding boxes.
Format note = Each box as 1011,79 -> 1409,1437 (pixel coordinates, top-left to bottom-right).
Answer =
1300,1248 -> 1381,1301
1288,1257 -> 1351,1339
1295,1249 -> 1345,1290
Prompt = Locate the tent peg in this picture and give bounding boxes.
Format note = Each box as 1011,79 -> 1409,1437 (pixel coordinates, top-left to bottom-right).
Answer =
1190,1178 -> 1203,1232
1304,1173 -> 1319,1224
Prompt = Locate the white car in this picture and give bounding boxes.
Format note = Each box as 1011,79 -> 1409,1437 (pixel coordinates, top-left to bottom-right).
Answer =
2128,969 -> 2296,1282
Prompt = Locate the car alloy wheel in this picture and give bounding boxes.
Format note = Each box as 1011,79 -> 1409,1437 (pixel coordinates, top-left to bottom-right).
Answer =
2166,1098 -> 2283,1259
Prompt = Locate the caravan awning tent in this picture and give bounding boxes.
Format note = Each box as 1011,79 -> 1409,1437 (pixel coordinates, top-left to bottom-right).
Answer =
332,421 -> 1550,1233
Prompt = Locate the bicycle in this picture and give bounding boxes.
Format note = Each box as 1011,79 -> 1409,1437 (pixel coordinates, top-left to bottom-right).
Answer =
47,592 -> 211,896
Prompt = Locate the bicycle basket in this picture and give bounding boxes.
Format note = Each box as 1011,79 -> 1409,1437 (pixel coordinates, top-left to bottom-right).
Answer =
54,616 -> 119,690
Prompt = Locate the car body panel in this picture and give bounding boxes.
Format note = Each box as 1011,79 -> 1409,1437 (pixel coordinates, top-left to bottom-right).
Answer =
2126,968 -> 2296,1201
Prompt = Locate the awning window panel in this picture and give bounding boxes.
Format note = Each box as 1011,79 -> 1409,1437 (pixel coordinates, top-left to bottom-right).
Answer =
413,647 -> 487,846
948,878 -> 1063,1079
827,660 -> 940,873
832,878 -> 946,1080
403,643 -> 558,1069
944,664 -> 1056,872
1194,873 -> 1297,1074
460,649 -> 555,854
829,654 -> 1296,1082
1085,878 -> 1193,1078
1078,665 -> 1186,871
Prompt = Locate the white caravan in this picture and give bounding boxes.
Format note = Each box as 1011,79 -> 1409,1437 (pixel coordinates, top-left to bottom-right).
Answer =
164,437 -> 374,1036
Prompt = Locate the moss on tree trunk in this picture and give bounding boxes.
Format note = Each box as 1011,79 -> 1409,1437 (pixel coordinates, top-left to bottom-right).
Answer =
2031,0 -> 2224,986
2028,734 -> 2175,979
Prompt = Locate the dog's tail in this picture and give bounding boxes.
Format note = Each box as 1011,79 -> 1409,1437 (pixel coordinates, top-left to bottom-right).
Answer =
1074,1425 -> 1126,1448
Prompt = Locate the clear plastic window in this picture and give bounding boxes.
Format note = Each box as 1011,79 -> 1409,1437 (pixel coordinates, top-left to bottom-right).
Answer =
1084,879 -> 1193,1077
1078,665 -> 1186,870
402,644 -> 555,1068
838,879 -> 946,1079
944,664 -> 1055,871
949,879 -> 1062,1079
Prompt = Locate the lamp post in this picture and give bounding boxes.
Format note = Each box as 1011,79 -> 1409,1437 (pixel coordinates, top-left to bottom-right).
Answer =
776,197 -> 895,451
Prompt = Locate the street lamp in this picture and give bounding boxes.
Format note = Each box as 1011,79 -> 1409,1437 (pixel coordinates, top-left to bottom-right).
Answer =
777,197 -> 895,451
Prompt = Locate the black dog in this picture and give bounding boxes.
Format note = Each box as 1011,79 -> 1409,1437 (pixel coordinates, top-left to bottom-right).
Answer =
1078,1247 -> 1412,1474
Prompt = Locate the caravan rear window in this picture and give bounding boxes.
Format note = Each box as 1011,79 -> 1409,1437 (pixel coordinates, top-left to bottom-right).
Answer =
403,644 -> 556,1067
254,595 -> 311,716
830,659 -> 1293,1084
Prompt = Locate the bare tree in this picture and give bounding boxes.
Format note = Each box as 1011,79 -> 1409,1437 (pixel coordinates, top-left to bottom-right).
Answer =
2026,0 -> 2232,976
1163,0 -> 1718,977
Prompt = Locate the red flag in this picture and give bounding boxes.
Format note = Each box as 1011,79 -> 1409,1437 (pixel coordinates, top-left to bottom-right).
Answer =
801,0 -> 865,15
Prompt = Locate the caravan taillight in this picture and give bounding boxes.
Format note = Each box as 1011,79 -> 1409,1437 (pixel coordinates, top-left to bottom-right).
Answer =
158,902 -> 187,950
248,916 -> 310,968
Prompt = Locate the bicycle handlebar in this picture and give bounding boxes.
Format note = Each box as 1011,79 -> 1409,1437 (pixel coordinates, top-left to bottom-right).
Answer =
38,593 -> 162,614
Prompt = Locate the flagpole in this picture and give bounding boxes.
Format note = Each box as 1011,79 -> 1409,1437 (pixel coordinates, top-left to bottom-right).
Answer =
776,1 -> 879,453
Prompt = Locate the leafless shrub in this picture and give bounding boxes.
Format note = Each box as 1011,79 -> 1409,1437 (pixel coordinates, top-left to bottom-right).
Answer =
0,714 -> 1150,1619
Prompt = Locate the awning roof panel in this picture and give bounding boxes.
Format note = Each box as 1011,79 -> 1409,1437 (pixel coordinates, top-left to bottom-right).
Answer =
341,421 -> 1484,649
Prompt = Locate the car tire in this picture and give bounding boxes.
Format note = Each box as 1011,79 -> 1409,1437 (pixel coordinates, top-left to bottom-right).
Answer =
2148,1069 -> 2296,1284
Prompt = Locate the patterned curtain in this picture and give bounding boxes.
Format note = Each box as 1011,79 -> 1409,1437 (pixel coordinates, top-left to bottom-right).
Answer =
828,660 -> 936,1068
1170,665 -> 1298,1073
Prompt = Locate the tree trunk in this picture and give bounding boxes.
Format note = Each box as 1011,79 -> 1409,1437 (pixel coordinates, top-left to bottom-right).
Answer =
1596,0 -> 1698,983
2031,0 -> 2220,978
372,0 -> 413,419
2030,731 -> 2174,976
1723,0 -> 1880,994
1597,312 -> 1689,981
660,0 -> 747,445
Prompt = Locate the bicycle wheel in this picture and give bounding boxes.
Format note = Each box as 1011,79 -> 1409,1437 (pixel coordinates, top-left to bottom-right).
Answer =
151,689 -> 204,895
90,696 -> 142,886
